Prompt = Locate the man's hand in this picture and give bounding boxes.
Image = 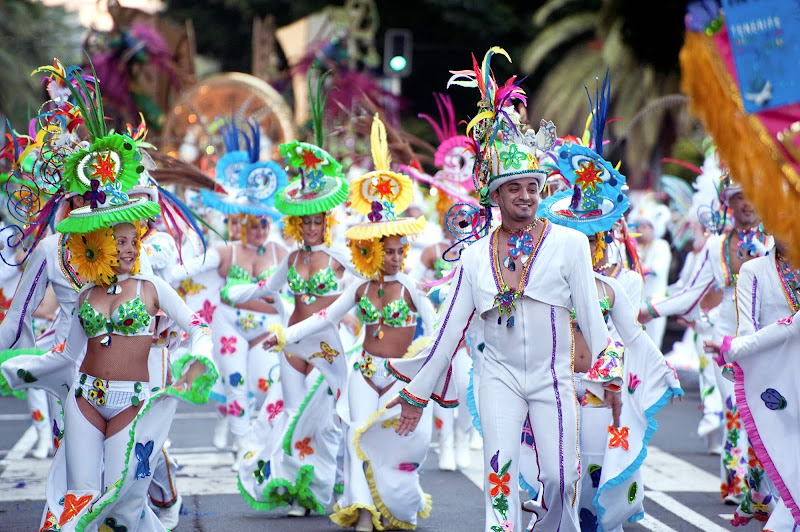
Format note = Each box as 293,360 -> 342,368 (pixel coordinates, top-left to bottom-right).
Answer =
261,333 -> 278,351
703,339 -> 726,367
385,395 -> 423,436
638,308 -> 653,324
676,317 -> 695,329
604,390 -> 623,428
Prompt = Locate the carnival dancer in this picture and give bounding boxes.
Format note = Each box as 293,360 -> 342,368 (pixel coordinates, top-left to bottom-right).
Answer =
254,114 -> 435,531
224,69 -> 353,518
708,239 -> 798,527
385,48 -> 623,532
169,117 -> 288,468
628,195 -> 673,350
639,168 -> 773,504
0,95 -> 217,531
536,94 -> 683,530
706,306 -> 800,531
407,92 -> 479,471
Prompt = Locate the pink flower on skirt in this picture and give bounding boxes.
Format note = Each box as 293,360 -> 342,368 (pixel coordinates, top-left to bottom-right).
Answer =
220,336 -> 237,355
266,400 -> 283,421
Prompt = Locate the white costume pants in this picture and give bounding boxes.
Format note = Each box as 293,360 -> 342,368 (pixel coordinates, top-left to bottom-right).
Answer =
479,302 -> 580,532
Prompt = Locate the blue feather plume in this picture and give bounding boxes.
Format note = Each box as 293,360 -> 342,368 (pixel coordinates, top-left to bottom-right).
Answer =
585,69 -> 611,158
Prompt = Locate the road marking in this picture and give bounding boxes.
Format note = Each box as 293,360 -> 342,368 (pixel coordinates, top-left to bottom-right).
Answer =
645,491 -> 730,532
641,446 -> 719,492
637,514 -> 680,532
5,426 -> 36,462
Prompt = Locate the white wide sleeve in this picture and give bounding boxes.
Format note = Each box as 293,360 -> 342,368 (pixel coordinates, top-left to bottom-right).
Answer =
649,246 -> 715,318
723,312 -> 800,362
735,261 -> 759,337
283,282 -> 361,344
149,276 -> 212,360
222,255 -> 290,305
166,247 -> 221,285
396,265 -> 476,407
0,242 -> 49,350
569,236 -> 612,357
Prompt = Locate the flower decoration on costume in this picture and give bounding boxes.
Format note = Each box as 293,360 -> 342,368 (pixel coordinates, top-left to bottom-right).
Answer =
220,336 -> 237,355
266,400 -> 283,421
627,373 -> 641,394
295,436 -> 314,459
608,426 -> 630,451
348,239 -> 385,279
83,179 -> 108,208
253,459 -> 270,485
66,228 -> 118,286
487,450 -> 512,529
59,493 -> 94,526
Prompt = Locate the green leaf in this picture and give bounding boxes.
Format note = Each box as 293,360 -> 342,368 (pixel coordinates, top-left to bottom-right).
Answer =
499,459 -> 511,476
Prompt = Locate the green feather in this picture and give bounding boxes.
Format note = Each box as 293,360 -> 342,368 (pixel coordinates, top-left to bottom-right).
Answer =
308,67 -> 332,149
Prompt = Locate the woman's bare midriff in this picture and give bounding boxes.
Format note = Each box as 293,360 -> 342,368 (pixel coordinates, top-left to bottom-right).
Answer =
572,327 -> 592,373
79,335 -> 153,382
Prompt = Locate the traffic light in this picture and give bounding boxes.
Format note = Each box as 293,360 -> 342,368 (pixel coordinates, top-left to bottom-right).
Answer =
383,29 -> 412,78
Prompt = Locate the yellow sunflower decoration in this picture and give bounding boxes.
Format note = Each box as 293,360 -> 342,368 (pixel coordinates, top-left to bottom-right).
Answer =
348,239 -> 385,278
67,228 -> 118,286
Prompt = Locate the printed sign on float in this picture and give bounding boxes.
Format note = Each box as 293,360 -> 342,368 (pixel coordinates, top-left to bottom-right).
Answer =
721,0 -> 800,113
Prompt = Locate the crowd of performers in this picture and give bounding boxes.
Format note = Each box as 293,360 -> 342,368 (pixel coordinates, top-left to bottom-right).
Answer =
0,48 -> 798,532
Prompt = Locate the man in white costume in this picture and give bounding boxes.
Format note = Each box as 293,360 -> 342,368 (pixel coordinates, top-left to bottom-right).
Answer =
385,50 -> 621,530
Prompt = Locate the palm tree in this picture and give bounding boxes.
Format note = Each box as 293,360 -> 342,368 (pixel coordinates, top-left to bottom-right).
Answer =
520,0 -> 698,189
0,0 -> 83,131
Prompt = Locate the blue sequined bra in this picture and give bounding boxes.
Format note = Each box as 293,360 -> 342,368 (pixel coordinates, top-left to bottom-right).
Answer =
79,280 -> 153,343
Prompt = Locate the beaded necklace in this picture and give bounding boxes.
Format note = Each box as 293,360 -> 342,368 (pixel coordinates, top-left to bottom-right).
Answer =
490,220 -> 548,328
776,252 -> 800,313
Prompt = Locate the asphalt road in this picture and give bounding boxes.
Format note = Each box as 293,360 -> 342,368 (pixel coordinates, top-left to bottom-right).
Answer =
0,325 -> 768,531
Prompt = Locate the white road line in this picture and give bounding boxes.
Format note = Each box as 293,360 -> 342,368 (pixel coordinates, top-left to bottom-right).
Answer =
645,491 -> 730,532
637,514 -> 680,532
641,446 -> 719,492
4,426 -> 36,461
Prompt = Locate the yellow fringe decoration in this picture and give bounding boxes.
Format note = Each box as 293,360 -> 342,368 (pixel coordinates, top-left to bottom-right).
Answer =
267,323 -> 286,352
680,31 -> 800,267
344,216 -> 427,241
592,232 -> 606,267
371,113 -> 391,173
434,189 -> 455,223
403,336 -> 431,358
330,503 -> 384,531
352,405 -> 432,530
282,215 -> 303,244
325,212 -> 337,247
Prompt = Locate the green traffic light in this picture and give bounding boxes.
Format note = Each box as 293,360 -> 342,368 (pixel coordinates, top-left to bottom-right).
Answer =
389,55 -> 407,71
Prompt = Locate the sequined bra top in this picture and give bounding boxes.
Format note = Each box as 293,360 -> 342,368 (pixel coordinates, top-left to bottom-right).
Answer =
79,280 -> 153,339
286,250 -> 343,297
226,245 -> 278,285
356,282 -> 418,328
571,283 -> 611,329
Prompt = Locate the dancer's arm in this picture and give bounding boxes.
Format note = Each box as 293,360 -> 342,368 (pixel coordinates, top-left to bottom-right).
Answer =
0,241 -> 50,350
717,312 -> 800,364
221,254 -> 290,304
734,261 -> 759,336
640,245 -> 715,323
165,247 -> 221,285
262,282 -> 362,349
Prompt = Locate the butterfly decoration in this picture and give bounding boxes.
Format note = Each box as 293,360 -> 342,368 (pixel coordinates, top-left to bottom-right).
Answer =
507,231 -> 533,259
760,388 -> 787,411
83,179 -> 107,209
307,169 -> 324,190
59,493 -> 94,526
88,378 -> 107,406
295,437 -> 314,460
308,342 -> 340,364
135,440 -> 154,479
103,180 -> 128,206
368,201 -> 384,222
266,400 -> 283,422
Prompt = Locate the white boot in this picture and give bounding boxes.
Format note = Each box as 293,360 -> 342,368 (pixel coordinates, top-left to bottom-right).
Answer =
438,434 -> 456,471
212,414 -> 229,450
154,494 -> 182,530
355,508 -> 374,531
454,427 -> 471,469
469,427 -> 483,450
287,498 -> 310,517
31,425 -> 52,459
231,434 -> 249,472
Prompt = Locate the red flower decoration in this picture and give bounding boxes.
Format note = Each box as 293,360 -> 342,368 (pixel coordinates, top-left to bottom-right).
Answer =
59,493 -> 93,525
608,426 -> 630,451
488,471 -> 511,497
